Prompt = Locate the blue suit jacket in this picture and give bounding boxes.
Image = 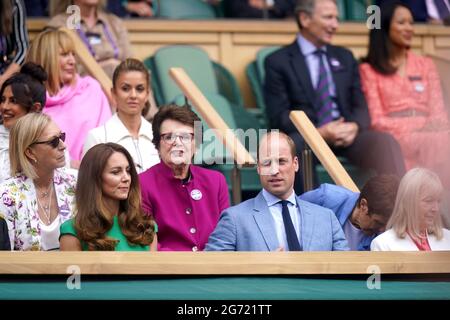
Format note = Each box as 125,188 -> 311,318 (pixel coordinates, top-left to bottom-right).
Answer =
205,191 -> 349,251
300,183 -> 375,251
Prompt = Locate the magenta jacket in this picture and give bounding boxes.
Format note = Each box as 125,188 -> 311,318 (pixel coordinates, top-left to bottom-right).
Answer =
139,162 -> 230,251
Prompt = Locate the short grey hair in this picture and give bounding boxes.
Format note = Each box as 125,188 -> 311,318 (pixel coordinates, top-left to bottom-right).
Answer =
295,0 -> 337,29
295,0 -> 317,16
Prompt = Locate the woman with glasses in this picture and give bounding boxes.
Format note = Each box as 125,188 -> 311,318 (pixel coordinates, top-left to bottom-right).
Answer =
139,104 -> 230,251
0,113 -> 76,251
83,59 -> 159,173
26,29 -> 111,166
60,143 -> 157,251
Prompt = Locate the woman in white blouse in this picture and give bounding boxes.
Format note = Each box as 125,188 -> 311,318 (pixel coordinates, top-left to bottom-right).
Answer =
371,168 -> 450,251
83,58 -> 159,173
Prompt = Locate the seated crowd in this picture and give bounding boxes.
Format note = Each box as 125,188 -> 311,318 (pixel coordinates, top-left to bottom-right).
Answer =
0,0 -> 449,252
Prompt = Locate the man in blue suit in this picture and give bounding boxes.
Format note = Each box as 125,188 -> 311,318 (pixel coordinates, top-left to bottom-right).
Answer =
300,175 -> 400,251
205,131 -> 349,251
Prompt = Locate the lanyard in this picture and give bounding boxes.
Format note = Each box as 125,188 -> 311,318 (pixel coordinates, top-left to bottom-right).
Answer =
0,35 -> 7,55
76,22 -> 119,60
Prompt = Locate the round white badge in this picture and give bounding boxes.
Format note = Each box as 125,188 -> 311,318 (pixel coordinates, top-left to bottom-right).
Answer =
415,83 -> 424,93
190,189 -> 202,201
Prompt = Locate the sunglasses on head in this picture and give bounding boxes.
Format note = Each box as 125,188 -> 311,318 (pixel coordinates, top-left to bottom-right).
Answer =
32,132 -> 66,149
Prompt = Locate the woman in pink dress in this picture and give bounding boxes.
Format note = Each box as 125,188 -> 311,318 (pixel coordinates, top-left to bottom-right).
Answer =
359,1 -> 450,187
26,30 -> 111,166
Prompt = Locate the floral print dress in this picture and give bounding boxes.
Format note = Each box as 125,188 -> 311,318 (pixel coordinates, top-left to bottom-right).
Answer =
0,168 -> 77,251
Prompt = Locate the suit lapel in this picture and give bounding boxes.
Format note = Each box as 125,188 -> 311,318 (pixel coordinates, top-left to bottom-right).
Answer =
296,197 -> 315,251
253,192 -> 279,251
288,42 -> 316,107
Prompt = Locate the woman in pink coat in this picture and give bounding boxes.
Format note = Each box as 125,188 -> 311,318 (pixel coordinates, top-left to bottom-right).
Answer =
27,30 -> 111,166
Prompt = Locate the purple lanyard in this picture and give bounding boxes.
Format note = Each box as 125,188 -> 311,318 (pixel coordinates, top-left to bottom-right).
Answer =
76,22 -> 119,60
0,35 -> 7,64
0,35 -> 6,54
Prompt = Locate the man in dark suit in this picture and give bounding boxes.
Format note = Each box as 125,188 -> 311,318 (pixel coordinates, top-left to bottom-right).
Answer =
264,0 -> 405,193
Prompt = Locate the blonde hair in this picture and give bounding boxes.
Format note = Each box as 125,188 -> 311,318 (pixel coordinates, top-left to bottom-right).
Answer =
27,30 -> 76,96
49,0 -> 106,17
9,113 -> 52,179
387,168 -> 444,240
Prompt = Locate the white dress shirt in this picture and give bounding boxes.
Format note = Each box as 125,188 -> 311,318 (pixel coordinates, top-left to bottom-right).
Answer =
83,113 -> 160,173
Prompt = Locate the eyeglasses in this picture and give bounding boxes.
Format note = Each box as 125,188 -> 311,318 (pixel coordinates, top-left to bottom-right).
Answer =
160,132 -> 194,145
31,132 -> 66,149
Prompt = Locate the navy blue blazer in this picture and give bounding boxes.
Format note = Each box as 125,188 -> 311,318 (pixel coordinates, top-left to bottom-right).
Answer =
264,40 -> 370,134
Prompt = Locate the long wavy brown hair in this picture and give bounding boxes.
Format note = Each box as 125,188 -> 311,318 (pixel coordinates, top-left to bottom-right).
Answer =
74,143 -> 155,250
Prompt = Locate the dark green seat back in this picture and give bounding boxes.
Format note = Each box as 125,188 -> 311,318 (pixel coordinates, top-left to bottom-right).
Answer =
156,0 -> 217,19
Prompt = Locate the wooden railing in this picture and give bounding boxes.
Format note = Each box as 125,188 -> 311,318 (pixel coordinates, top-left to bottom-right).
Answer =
290,111 -> 359,192
0,251 -> 449,275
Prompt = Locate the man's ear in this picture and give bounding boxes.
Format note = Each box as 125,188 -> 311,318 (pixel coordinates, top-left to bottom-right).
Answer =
360,198 -> 369,215
298,11 -> 311,29
293,156 -> 299,173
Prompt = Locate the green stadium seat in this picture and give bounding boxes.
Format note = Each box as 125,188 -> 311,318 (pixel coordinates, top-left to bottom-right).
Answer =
155,0 -> 218,19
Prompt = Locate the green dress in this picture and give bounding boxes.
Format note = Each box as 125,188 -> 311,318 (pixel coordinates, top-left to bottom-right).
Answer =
60,216 -> 157,251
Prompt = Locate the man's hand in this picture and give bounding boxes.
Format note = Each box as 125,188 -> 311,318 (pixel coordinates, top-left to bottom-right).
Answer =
335,121 -> 358,147
318,118 -> 358,147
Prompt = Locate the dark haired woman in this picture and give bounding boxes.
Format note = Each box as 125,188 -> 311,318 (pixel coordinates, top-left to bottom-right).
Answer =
0,0 -> 28,88
83,58 -> 159,173
360,0 -> 450,187
0,62 -> 48,182
60,143 -> 157,251
139,104 -> 229,252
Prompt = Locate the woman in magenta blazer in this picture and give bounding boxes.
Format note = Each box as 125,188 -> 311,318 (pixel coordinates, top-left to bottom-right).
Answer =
139,104 -> 230,251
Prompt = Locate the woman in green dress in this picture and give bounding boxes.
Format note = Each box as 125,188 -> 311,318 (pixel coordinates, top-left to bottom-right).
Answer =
60,142 -> 157,251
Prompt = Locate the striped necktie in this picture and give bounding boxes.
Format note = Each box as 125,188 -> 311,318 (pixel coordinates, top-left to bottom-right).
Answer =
314,50 -> 334,126
434,0 -> 450,19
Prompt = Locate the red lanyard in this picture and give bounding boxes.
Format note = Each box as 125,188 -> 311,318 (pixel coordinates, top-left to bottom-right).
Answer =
408,232 -> 431,251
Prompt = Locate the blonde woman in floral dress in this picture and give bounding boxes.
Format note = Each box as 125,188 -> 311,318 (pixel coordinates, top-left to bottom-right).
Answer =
0,113 -> 77,250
